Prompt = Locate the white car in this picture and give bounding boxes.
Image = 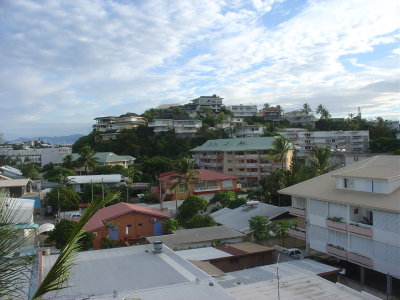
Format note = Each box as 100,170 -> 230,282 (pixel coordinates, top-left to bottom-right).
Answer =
282,248 -> 304,259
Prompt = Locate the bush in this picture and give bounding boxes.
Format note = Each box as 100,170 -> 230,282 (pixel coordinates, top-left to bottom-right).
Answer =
249,216 -> 270,241
140,192 -> 159,204
46,186 -> 81,211
177,195 -> 208,225
48,219 -> 93,250
186,214 -> 217,229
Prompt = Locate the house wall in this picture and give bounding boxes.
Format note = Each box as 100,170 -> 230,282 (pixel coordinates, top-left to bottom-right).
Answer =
209,251 -> 274,272
90,212 -> 168,250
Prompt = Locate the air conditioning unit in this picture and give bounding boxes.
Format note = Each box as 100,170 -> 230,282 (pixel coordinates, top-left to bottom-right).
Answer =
151,218 -> 157,223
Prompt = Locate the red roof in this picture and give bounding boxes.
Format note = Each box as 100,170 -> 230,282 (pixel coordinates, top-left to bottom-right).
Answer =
215,245 -> 248,256
84,202 -> 171,232
158,169 -> 238,184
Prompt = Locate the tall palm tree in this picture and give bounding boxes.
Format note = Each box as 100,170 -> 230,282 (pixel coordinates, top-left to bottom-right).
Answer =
309,147 -> 331,175
316,104 -> 331,120
62,154 -> 75,169
77,146 -> 98,174
171,157 -> 199,197
302,103 -> 312,126
269,137 -> 292,169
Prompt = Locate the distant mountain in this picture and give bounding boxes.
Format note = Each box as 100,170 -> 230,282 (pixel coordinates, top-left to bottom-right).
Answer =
11,134 -> 84,145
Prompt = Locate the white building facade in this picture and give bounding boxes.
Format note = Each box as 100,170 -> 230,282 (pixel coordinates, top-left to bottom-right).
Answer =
191,95 -> 223,112
227,105 -> 258,117
280,156 -> 400,281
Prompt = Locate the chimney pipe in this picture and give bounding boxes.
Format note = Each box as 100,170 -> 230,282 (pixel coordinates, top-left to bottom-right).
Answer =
153,241 -> 163,253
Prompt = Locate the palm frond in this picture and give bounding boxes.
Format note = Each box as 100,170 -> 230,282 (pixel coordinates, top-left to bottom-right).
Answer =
33,191 -> 119,299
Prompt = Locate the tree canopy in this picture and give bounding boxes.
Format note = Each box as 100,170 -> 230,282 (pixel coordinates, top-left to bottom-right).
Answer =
46,186 -> 81,211
177,195 -> 208,225
48,219 -> 93,250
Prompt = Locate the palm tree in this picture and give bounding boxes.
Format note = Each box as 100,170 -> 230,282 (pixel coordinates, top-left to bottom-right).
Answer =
302,103 -> 312,126
62,154 -> 75,169
170,158 -> 199,211
77,146 -> 98,174
316,104 -> 331,120
309,147 -> 331,175
269,137 -> 292,169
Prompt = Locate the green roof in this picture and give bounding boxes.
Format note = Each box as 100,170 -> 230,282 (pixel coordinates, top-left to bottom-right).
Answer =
56,152 -> 135,164
190,137 -> 279,152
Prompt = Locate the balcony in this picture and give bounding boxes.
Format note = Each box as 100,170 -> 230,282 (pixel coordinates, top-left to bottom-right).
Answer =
348,252 -> 373,268
245,154 -> 259,159
326,244 -> 348,260
347,222 -> 373,238
326,218 -> 347,232
288,207 -> 305,217
194,186 -> 221,192
288,227 -> 306,240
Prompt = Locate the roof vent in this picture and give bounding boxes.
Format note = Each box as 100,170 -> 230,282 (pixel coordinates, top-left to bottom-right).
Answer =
246,201 -> 259,208
153,241 -> 163,253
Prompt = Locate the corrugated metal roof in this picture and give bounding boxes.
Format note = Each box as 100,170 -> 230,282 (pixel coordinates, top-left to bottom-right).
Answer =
147,226 -> 245,248
40,244 -> 234,300
210,203 -> 288,234
68,174 -> 122,184
85,202 -> 171,232
0,178 -> 30,187
56,152 -> 135,164
190,137 -> 279,152
227,273 -> 377,300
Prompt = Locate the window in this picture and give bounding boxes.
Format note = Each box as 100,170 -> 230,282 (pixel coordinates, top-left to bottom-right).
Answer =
305,140 -> 311,144
344,178 -> 354,189
178,183 -> 185,193
137,223 -> 143,227
227,160 -> 233,163
228,168 -> 233,172
93,232 -> 97,237
331,139 -> 336,143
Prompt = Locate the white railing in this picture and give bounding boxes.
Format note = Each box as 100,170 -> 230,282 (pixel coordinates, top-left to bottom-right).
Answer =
194,186 -> 221,192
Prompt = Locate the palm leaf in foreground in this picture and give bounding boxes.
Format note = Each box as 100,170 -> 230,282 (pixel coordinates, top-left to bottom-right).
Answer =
33,191 -> 119,299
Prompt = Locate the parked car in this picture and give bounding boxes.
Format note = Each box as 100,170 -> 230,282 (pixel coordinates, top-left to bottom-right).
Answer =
44,206 -> 53,216
282,248 -> 304,259
69,213 -> 82,219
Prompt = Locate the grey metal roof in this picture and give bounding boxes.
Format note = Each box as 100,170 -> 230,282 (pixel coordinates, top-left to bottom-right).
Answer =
210,203 -> 288,234
146,226 -> 245,248
176,247 -> 232,261
216,258 -> 340,289
190,137 -> 279,152
67,174 -> 122,184
40,244 -> 233,299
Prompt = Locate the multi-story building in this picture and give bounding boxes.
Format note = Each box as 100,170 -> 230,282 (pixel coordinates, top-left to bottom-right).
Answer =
278,129 -> 369,159
258,107 -> 283,121
280,155 -> 400,284
93,112 -> 146,141
227,105 -> 258,117
191,137 -> 293,186
284,110 -> 316,128
0,149 -> 42,164
40,147 -> 72,167
148,114 -> 202,138
232,125 -> 267,138
190,95 -> 223,112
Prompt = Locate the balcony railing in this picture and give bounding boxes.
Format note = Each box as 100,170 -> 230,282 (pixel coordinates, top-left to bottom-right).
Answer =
288,228 -> 306,240
326,219 -> 347,232
348,222 -> 373,238
326,244 -> 348,260
288,207 -> 305,217
194,186 -> 221,192
348,252 -> 373,268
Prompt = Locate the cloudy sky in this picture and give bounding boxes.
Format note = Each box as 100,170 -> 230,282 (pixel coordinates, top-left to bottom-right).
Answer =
1,0 -> 399,139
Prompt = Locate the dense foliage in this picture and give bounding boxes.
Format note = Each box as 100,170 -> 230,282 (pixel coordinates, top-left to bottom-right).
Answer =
186,214 -> 217,229
46,186 -> 81,211
176,195 -> 208,225
48,219 -> 93,250
249,216 -> 270,241
210,191 -> 246,208
43,167 -> 75,183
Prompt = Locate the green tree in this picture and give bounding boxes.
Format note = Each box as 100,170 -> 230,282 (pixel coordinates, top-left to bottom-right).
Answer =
302,103 -> 312,127
186,214 -> 217,228
92,165 -> 125,175
171,157 -> 199,196
43,167 -> 76,183
210,191 -> 246,208
177,195 -> 208,225
141,156 -> 172,181
62,154 -> 76,169
316,104 -> 331,119
46,186 -> 81,211
269,137 -> 292,168
370,137 -> 400,153
81,184 -> 110,203
308,147 -> 331,175
77,146 -> 98,174
249,216 -> 270,241
20,162 -> 40,180
140,192 -> 159,204
48,219 -> 93,250
265,169 -> 292,206
270,219 -> 296,247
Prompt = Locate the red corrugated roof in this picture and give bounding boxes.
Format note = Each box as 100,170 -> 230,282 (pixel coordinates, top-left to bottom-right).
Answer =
84,202 -> 171,232
158,169 -> 238,183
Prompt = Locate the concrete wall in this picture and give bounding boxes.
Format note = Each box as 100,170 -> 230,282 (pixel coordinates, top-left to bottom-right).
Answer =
209,251 -> 274,272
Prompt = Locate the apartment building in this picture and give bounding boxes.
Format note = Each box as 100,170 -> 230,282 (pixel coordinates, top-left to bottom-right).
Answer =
0,148 -> 42,164
278,129 -> 369,159
258,107 -> 283,121
148,114 -> 202,138
191,95 -> 223,112
227,104 -> 258,117
232,125 -> 267,138
280,155 -> 400,284
191,137 -> 293,186
40,147 -> 72,167
93,112 -> 146,141
284,110 -> 316,128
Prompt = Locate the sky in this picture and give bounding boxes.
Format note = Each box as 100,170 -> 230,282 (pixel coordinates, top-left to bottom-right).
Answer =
1,0 -> 399,140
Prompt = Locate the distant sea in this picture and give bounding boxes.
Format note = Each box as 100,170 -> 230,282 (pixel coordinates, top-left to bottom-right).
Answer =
10,134 -> 84,145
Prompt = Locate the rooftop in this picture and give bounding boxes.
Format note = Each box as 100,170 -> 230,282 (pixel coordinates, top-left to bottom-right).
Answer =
279,155 -> 400,212
190,137 -> 281,152
158,169 -> 238,183
0,178 -> 31,188
68,174 -> 122,184
146,226 -> 245,248
332,164 -> 400,180
56,152 -> 135,164
210,203 -> 288,234
39,244 -> 234,300
85,202 -> 171,232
